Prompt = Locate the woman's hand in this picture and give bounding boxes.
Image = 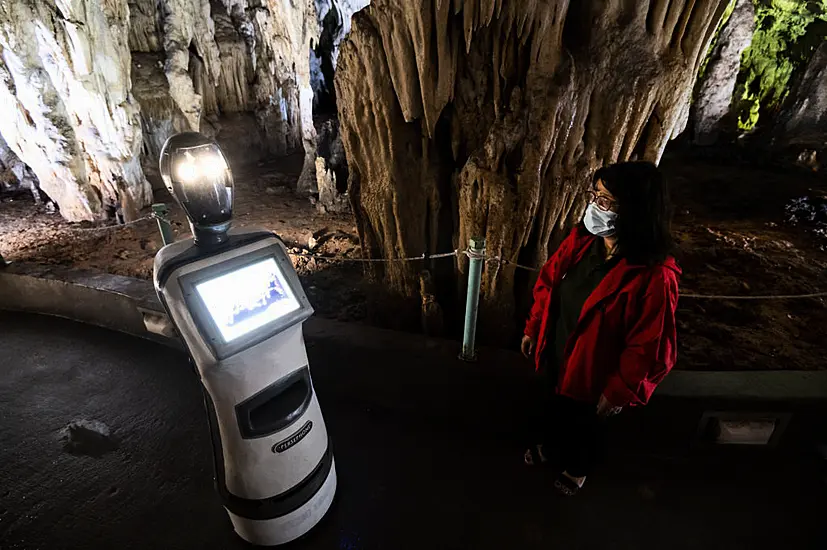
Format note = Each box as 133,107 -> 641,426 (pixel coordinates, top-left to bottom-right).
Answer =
520,335 -> 535,358
596,394 -> 622,418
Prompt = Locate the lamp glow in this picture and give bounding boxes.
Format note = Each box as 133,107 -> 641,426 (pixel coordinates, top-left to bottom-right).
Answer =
176,152 -> 200,182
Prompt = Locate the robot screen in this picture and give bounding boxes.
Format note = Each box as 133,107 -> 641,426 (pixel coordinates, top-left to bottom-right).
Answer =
195,257 -> 301,343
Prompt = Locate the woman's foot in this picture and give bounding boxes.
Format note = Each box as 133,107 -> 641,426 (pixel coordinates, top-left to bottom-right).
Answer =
553,471 -> 586,496
523,444 -> 548,466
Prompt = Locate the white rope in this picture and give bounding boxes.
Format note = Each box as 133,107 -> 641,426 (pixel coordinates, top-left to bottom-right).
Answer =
288,249 -> 459,263
61,214 -> 160,233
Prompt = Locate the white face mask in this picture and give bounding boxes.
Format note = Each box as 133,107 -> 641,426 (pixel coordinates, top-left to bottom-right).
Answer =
583,202 -> 618,237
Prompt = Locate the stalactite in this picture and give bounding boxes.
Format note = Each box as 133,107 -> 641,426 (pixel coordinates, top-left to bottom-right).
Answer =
692,0 -> 755,146
336,0 -> 730,338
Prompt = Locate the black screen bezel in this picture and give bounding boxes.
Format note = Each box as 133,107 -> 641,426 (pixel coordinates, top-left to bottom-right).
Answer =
178,244 -> 312,360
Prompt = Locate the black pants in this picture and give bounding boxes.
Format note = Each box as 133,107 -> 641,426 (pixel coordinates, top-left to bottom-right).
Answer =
535,374 -> 608,478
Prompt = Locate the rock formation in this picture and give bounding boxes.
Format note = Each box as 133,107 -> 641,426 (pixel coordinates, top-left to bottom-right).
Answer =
0,135 -> 41,203
693,0 -> 755,146
0,0 -> 151,222
315,118 -> 349,213
128,0 -> 321,189
336,0 -> 731,335
773,41 -> 827,167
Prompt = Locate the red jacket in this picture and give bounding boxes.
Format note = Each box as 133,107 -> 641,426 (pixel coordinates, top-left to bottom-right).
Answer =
524,226 -> 681,408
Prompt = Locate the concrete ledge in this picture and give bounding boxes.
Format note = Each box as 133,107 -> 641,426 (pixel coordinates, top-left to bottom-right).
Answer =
0,262 -> 178,348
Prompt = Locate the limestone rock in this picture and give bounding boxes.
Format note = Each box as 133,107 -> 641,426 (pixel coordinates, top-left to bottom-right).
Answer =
129,0 -> 164,53
0,0 -> 151,222
693,0 -> 756,145
218,0 -> 319,188
315,117 -> 348,210
212,7 -> 252,114
0,134 -> 41,202
127,0 -> 320,174
774,41 -> 827,162
132,53 -> 190,165
316,156 -> 350,214
160,0 -> 222,131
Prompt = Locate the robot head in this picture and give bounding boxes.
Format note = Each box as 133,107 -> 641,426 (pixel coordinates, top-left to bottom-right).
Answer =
160,132 -> 234,246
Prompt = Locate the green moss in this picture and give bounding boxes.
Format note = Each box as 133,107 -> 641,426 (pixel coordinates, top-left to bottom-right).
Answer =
736,0 -> 827,130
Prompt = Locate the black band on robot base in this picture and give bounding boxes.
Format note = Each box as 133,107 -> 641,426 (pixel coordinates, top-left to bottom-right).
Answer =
222,440 -> 334,521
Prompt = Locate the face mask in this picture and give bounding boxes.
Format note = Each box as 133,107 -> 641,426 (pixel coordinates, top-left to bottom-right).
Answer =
583,202 -> 617,237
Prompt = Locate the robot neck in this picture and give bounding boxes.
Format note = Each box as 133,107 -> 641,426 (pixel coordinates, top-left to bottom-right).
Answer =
192,220 -> 232,248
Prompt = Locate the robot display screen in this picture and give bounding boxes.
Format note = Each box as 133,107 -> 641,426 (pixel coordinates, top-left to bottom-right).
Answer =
195,257 -> 301,343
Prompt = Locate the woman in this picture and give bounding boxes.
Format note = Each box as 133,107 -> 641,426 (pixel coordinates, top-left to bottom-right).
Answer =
521,161 -> 680,496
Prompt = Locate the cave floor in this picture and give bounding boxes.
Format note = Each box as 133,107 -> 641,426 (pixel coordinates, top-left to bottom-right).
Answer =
1,312 -> 826,550
1,152 -> 826,371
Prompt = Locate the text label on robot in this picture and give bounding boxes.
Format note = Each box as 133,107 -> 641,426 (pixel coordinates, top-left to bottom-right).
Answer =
272,420 -> 313,454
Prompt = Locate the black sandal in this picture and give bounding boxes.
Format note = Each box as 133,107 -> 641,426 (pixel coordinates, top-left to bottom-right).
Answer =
523,444 -> 548,466
553,473 -> 582,497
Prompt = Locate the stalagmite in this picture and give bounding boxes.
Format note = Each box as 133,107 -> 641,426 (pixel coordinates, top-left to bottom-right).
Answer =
0,0 -> 151,222
693,0 -> 755,146
0,134 -> 40,203
336,0 -> 731,337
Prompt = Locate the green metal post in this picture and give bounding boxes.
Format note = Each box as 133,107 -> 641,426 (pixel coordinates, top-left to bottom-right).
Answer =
460,237 -> 485,361
152,203 -> 174,246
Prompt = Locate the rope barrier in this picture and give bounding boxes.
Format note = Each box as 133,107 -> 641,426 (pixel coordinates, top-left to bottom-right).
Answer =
61,214 -> 160,233
289,249 -> 459,263
288,248 -> 826,301
46,218 -> 827,302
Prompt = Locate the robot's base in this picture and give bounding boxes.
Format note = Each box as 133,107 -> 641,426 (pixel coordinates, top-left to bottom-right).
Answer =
227,460 -> 337,546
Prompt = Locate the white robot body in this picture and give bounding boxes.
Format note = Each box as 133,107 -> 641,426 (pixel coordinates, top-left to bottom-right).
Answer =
154,231 -> 335,546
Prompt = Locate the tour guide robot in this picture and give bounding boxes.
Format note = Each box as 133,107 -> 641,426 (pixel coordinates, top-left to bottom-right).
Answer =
153,132 -> 336,546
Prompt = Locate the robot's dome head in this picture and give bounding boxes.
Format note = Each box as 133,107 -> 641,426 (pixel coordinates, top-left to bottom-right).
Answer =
160,132 -> 233,245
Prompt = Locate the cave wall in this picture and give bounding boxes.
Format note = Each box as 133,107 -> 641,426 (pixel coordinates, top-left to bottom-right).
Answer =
0,0 -> 345,221
0,0 -> 151,222
129,0 -> 322,189
336,0 -> 730,334
773,41 -> 827,159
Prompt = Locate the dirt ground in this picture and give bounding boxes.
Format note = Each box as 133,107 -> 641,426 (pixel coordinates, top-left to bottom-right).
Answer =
1,150 -> 826,371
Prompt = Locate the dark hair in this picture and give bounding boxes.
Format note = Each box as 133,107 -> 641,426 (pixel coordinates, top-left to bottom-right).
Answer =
592,161 -> 674,266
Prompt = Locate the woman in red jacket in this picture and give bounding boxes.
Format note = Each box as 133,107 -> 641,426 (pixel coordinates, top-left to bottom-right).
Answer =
521,161 -> 680,496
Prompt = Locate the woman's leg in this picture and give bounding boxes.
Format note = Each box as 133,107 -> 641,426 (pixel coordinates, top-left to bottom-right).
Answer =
525,371 -> 557,465
562,400 -> 607,479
